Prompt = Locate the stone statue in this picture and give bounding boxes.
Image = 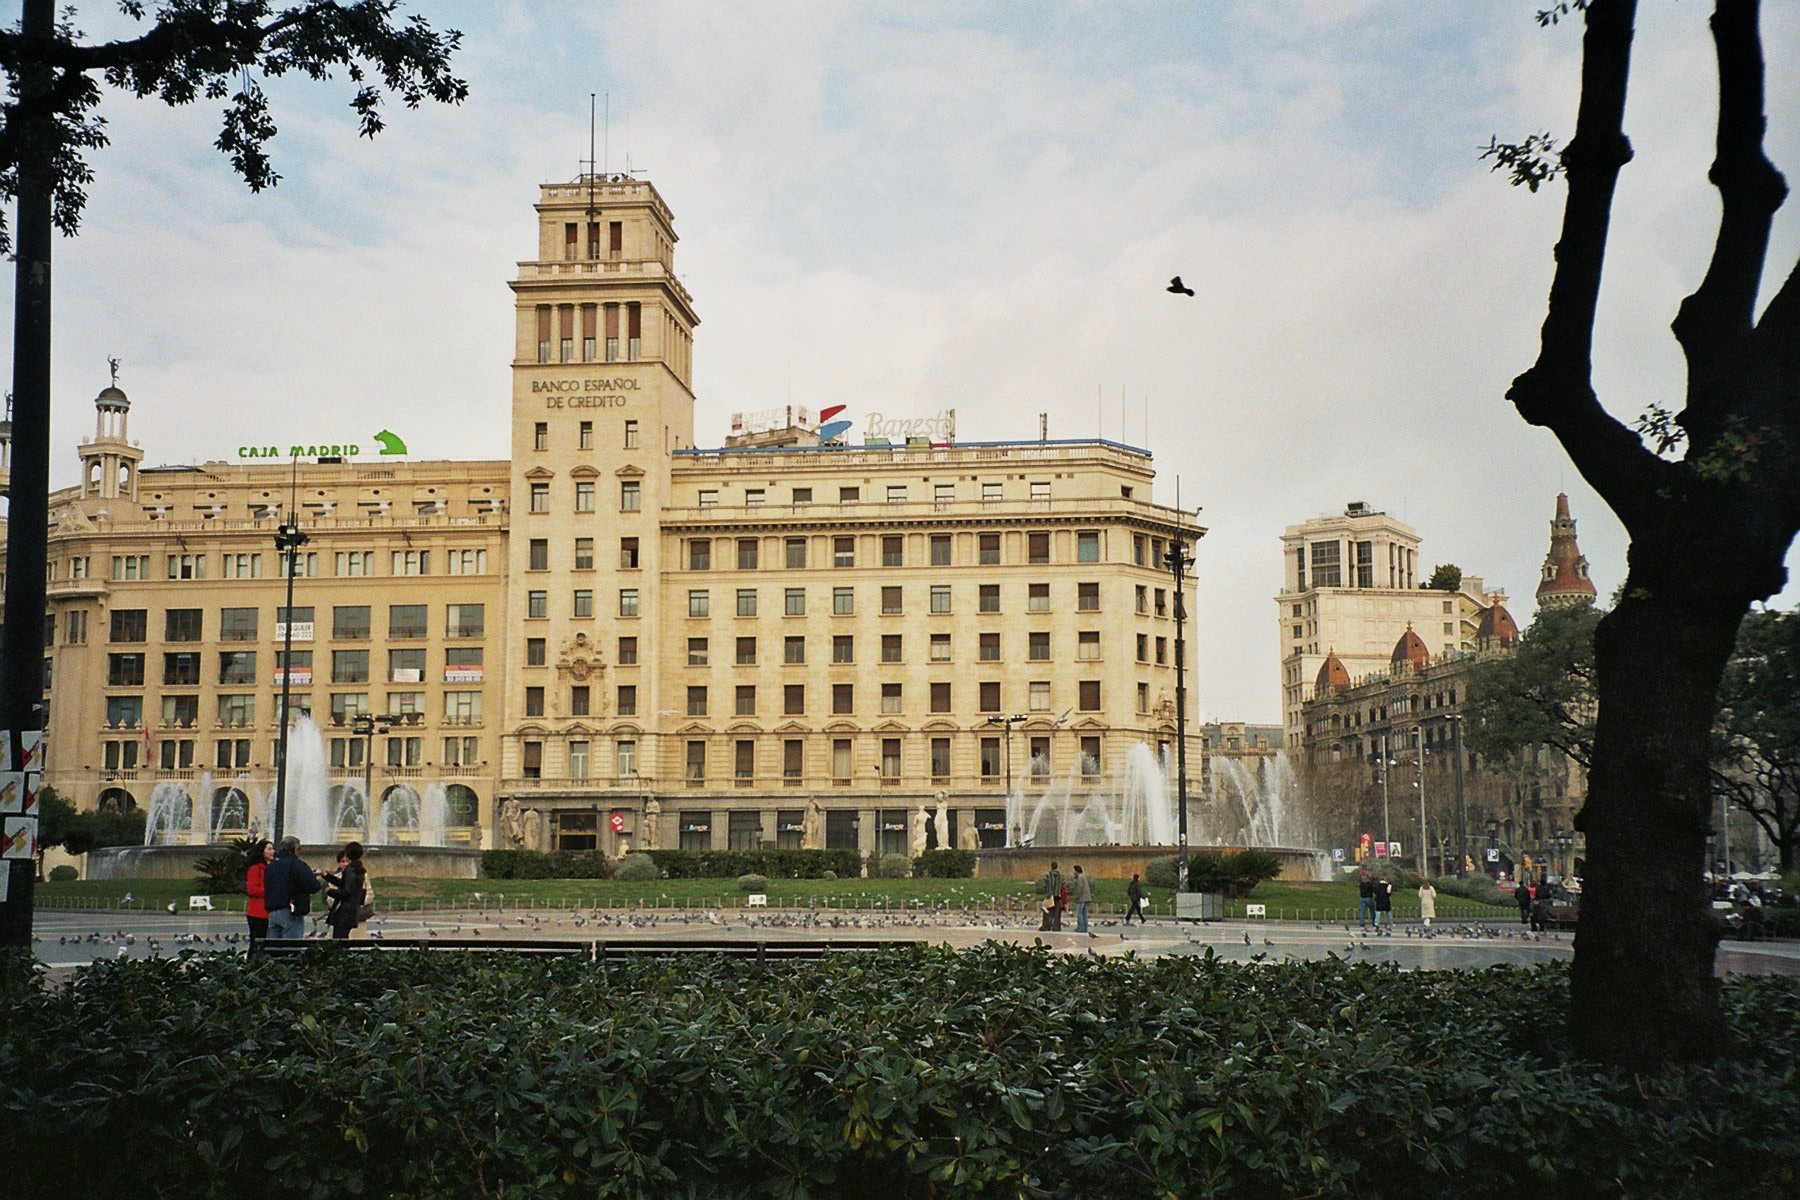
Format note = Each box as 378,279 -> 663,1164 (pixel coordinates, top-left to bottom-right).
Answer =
522,808 -> 543,852
933,791 -> 950,850
802,798 -> 824,850
469,822 -> 484,850
641,798 -> 662,851
500,799 -> 526,849
960,820 -> 981,852
910,803 -> 931,859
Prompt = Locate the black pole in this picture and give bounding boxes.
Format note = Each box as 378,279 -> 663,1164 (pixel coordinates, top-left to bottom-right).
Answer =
271,514 -> 308,842
1452,715 -> 1467,874
0,0 -> 57,949
1168,540 -> 1190,894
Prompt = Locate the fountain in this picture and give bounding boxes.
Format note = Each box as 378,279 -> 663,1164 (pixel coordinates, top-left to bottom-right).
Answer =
983,740 -> 1331,882
87,715 -> 478,880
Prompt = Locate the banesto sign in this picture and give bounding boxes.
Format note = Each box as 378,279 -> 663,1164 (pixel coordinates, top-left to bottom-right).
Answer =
535,375 -> 641,409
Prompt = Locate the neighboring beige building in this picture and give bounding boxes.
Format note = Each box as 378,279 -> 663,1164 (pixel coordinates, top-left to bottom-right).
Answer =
1276,501 -> 1506,745
13,174 -> 1204,860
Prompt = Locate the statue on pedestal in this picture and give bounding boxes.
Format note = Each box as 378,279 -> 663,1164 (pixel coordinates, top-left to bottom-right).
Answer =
909,802 -> 931,860
933,791 -> 949,850
641,798 -> 662,851
802,798 -> 824,850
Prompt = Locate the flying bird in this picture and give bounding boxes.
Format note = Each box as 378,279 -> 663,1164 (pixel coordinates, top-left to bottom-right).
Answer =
1167,276 -> 1195,296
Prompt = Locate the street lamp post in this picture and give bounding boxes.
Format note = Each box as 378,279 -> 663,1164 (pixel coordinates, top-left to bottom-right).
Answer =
1378,741 -> 1394,850
985,714 -> 1026,841
1449,715 -> 1467,874
271,513 -> 310,843
1414,729 -> 1429,877
352,713 -> 397,835
1167,538 -> 1191,894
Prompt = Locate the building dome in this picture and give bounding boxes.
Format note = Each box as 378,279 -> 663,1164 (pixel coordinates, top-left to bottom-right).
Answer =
1390,625 -> 1430,671
1315,650 -> 1352,695
1536,493 -> 1597,607
1477,603 -> 1520,647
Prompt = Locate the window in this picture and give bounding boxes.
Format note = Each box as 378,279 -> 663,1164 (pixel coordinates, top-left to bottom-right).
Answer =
443,734 -> 480,765
446,548 -> 487,575
1029,631 -> 1051,661
618,537 -> 638,569
785,538 -> 807,568
578,420 -> 594,449
783,740 -> 804,782
1077,631 -> 1101,661
832,635 -> 855,664
1134,535 -> 1147,566
1309,541 -> 1342,588
1029,681 -> 1051,711
689,539 -> 712,570
1137,633 -> 1149,662
329,693 -> 369,723
980,736 -> 1000,778
107,653 -> 145,687
930,682 -> 952,713
979,533 -> 1001,564
216,739 -> 251,770
218,694 -> 255,728
159,739 -> 197,769
624,418 -> 639,448
446,604 -> 484,638
522,741 -> 542,780
533,421 -> 549,450
1136,586 -> 1148,615
736,588 -> 757,617
110,609 -> 147,642
528,539 -> 549,570
832,587 -> 854,615
929,633 -> 951,662
167,553 -> 204,580
979,681 -> 1000,713
618,589 -> 639,617
929,585 -> 952,614
335,551 -> 374,577
573,589 -> 594,618
620,480 -> 641,511
737,539 -> 758,570
930,534 -> 952,566
570,686 -> 590,716
930,738 -> 951,779
526,638 -> 547,667
832,739 -> 853,782
332,650 -> 369,683
688,637 -> 709,666
106,696 -> 143,727
1155,636 -> 1167,665
698,489 -> 718,508
163,652 -> 200,685
388,604 -> 426,639
218,651 -> 256,685
687,686 -> 708,717
745,488 -> 765,507
886,485 -> 906,504
979,584 -> 1000,613
686,744 -> 707,784
735,741 -> 756,784
1028,583 -> 1050,613
784,684 -> 805,715
1080,736 -> 1101,776
111,554 -> 150,579
881,586 -> 903,615
217,608 -> 255,642
525,687 -> 545,717
1076,531 -> 1100,562
574,480 -> 595,512
221,552 -> 262,579
391,549 -> 429,576
1154,588 -> 1167,616
444,646 -> 481,677
736,636 -> 757,665
333,606 -> 369,639
1028,532 -> 1050,564
832,683 -> 854,715
569,740 -> 590,779
528,591 -> 548,619
529,482 -> 550,513
881,634 -> 902,663
617,685 -> 637,716
1030,480 -> 1050,501
982,482 -> 1002,502
688,590 -> 710,618
575,538 -> 595,569
103,741 -> 142,773
1078,582 -> 1100,611
161,694 -> 199,726
882,535 -> 903,567
784,636 -> 805,664
1079,680 -> 1101,711
839,486 -> 860,503
735,685 -> 757,717
617,637 -> 637,665
792,487 -> 812,506
833,536 -> 855,568
1137,682 -> 1150,713
785,588 -> 806,616
979,633 -> 1000,662
64,609 -> 87,645
616,739 -> 637,779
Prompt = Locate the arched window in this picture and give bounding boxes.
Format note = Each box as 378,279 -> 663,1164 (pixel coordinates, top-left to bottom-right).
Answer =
446,784 -> 478,827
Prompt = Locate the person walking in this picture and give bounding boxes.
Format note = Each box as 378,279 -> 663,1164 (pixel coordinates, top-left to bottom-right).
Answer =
1040,861 -> 1065,932
1125,872 -> 1145,925
244,838 -> 272,952
1068,864 -> 1093,935
1374,875 -> 1394,935
1357,870 -> 1376,929
1514,880 -> 1532,925
262,835 -> 321,941
1417,879 -> 1437,929
322,842 -> 370,941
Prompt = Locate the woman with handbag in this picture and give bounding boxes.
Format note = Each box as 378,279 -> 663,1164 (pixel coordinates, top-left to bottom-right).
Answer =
323,841 -> 370,940
244,839 -> 273,952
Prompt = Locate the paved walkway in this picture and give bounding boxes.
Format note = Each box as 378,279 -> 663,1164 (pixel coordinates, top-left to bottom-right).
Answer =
28,906 -> 1800,978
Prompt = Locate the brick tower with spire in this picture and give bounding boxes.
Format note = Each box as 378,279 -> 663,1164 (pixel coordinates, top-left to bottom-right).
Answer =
1536,493 -> 1597,608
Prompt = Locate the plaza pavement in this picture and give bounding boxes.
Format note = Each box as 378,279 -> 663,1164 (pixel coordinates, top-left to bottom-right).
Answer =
26,904 -> 1800,979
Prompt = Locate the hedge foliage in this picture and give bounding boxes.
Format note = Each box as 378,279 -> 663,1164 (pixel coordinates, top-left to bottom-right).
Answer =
913,848 -> 978,878
1144,849 -> 1283,896
3,946 -> 1795,1198
481,850 -> 615,879
643,848 -> 862,879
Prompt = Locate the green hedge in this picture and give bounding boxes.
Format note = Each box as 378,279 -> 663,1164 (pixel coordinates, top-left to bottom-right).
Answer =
481,850 -> 614,879
644,848 -> 862,879
2,947 -> 1794,1198
1144,849 -> 1282,896
913,848 -> 977,878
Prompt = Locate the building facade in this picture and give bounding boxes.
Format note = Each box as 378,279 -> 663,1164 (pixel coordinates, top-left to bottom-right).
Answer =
14,175 -> 1204,860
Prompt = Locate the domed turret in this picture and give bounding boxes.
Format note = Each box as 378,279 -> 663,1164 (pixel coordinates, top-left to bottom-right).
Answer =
1477,602 -> 1520,648
1536,493 -> 1597,607
1316,649 -> 1353,695
80,372 -> 143,502
1391,624 -> 1430,672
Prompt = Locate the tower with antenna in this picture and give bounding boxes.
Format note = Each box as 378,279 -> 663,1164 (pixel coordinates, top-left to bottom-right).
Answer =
78,358 -> 143,503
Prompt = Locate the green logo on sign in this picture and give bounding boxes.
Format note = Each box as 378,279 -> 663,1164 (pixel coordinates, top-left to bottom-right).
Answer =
373,430 -> 408,456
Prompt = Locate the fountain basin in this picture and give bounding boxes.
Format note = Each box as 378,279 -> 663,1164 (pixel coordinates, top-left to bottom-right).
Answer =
85,843 -> 480,882
976,845 -> 1332,883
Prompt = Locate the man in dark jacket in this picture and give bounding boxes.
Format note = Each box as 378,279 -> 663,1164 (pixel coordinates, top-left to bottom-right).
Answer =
263,836 -> 321,940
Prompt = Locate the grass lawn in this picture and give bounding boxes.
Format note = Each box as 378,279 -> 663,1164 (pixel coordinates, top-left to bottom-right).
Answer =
34,874 -> 1510,921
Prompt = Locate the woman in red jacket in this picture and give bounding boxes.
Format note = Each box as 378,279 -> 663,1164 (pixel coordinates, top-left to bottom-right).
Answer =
244,839 -> 273,951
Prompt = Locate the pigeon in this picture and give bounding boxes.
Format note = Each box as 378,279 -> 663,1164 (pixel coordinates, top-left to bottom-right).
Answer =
1167,276 -> 1195,296
166,902 -> 178,914
1243,931 -> 1252,946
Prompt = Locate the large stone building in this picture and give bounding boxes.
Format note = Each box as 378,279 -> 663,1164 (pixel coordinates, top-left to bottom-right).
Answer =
1276,501 -> 1508,744
10,175 -> 1204,859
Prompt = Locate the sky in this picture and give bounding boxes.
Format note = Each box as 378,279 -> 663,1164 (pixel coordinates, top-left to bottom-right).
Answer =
5,0 -> 1799,724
